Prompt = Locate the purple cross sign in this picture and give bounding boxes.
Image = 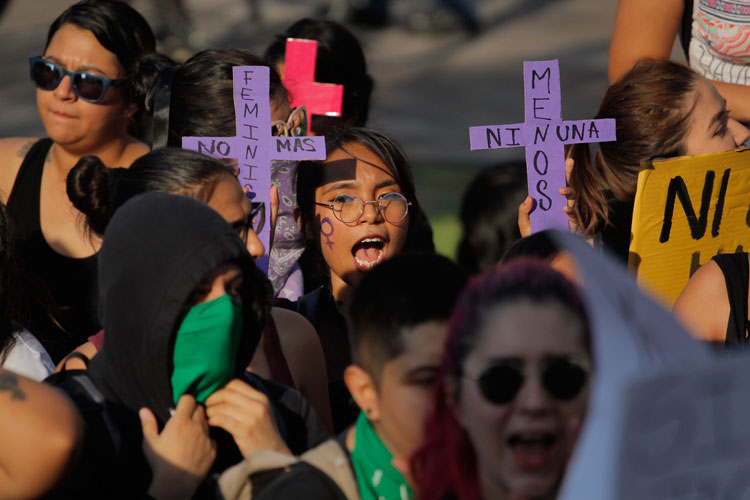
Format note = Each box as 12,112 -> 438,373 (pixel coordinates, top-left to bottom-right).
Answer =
469,60 -> 616,232
182,66 -> 326,272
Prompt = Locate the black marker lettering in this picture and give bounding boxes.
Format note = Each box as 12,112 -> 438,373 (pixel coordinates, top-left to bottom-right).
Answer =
588,121 -> 600,139
571,122 -> 584,141
508,128 -> 521,146
533,150 -> 549,175
486,128 -> 502,148
659,172 -> 715,243
534,124 -> 549,144
556,124 -> 570,142
531,67 -> 551,93
711,169 -> 731,237
536,179 -> 552,210
243,102 -> 259,119
242,124 -> 258,141
216,141 -> 231,156
533,98 -> 551,120
242,164 -> 259,181
198,140 -> 215,155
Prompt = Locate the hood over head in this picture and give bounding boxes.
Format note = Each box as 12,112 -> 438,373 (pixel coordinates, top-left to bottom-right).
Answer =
89,192 -> 271,425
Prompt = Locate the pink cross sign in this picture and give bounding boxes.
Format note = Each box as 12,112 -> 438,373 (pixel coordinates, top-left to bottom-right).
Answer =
182,66 -> 326,273
283,38 -> 344,134
469,60 -> 616,232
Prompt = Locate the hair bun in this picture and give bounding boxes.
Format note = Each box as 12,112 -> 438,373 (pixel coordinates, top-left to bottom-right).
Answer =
67,155 -> 124,236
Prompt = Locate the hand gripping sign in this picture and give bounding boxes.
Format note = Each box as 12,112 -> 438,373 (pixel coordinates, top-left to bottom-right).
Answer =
182,66 -> 326,273
469,60 -> 616,232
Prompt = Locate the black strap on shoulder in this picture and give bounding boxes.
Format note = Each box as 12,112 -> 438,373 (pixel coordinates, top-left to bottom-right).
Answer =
60,351 -> 91,370
712,253 -> 749,345
7,138 -> 52,212
680,0 -> 694,60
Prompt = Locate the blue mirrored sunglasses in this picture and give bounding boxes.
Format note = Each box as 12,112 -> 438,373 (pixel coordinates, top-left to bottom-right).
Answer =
29,56 -> 123,103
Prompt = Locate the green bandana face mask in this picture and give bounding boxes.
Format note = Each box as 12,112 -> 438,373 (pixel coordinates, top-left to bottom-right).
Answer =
171,294 -> 243,404
350,412 -> 413,500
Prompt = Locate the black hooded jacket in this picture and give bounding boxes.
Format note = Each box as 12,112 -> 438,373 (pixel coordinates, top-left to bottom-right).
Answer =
91,192 -> 266,426
46,193 -> 329,498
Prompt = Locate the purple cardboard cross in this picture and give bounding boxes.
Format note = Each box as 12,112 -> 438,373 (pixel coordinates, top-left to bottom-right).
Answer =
469,60 -> 616,232
182,66 -> 326,272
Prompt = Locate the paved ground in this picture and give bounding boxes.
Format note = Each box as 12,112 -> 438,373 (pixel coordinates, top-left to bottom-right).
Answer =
0,0 -> 623,254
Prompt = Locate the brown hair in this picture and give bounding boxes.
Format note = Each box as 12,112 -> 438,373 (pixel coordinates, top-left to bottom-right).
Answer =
570,59 -> 700,233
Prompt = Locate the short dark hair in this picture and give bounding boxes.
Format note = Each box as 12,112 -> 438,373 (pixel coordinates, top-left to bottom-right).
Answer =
46,0 -> 161,137
457,162 -> 527,274
166,49 -> 287,147
500,229 -> 563,263
347,253 -> 467,381
265,18 -> 373,135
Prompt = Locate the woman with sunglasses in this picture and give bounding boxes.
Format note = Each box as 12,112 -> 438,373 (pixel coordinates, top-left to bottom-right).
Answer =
0,0 -> 163,362
296,127 -> 428,433
411,258 -> 592,500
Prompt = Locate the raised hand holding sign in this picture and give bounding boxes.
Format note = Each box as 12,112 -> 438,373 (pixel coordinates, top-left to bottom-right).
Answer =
182,66 -> 326,272
469,60 -> 616,232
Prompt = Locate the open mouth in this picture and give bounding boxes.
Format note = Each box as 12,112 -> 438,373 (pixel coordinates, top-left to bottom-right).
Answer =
507,433 -> 557,471
352,236 -> 385,271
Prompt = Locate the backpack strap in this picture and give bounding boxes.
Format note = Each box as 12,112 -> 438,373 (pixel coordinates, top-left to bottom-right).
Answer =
46,370 -> 123,456
301,440 -> 359,500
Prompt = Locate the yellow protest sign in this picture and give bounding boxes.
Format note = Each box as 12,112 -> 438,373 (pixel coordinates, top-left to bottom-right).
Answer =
629,148 -> 750,306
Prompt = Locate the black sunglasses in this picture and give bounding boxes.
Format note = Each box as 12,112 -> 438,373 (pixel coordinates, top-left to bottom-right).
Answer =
469,356 -> 590,405
29,57 -> 123,103
233,203 -> 266,246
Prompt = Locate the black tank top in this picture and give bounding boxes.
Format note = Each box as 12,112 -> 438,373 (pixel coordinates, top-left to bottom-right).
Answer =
7,138 -> 100,362
711,253 -> 750,345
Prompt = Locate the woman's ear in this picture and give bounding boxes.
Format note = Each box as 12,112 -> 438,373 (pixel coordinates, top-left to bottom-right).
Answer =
344,364 -> 382,421
124,96 -> 139,121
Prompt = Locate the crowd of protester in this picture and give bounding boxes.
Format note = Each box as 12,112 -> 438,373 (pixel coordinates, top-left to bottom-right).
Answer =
2,0 -> 749,498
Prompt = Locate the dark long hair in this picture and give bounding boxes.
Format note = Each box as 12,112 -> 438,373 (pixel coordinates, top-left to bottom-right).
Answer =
569,59 -> 700,234
296,128 -> 422,287
411,258 -> 590,500
46,0 -> 164,138
0,202 -> 61,363
265,18 -> 374,134
67,147 -> 235,236
165,49 -> 287,147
